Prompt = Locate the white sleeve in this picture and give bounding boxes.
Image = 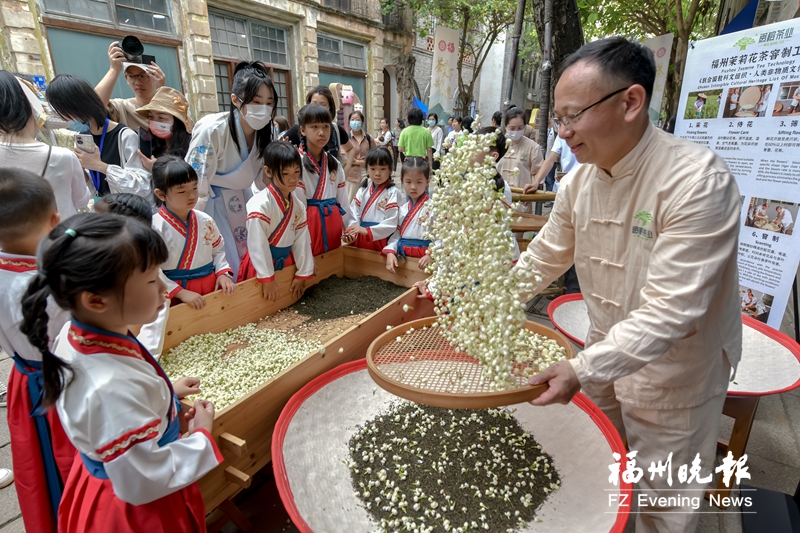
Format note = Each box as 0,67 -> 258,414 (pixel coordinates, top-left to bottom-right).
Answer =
245,198 -> 277,283
336,166 -> 356,228
68,152 -> 92,211
207,217 -> 232,277
292,204 -> 314,280
104,129 -> 153,198
383,230 -> 400,255
369,189 -> 402,242
105,428 -> 222,505
137,301 -> 169,360
186,126 -> 220,212
350,187 -> 364,222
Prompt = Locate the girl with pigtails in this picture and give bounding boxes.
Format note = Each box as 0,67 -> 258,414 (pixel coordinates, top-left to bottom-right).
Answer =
186,61 -> 277,278
294,103 -> 355,256
21,213 -> 223,532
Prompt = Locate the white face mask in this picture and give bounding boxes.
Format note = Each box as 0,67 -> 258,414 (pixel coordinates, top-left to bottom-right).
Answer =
149,120 -> 173,139
506,129 -> 523,142
240,104 -> 273,130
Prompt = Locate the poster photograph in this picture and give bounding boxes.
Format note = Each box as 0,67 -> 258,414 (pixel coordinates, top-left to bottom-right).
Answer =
683,89 -> 723,119
676,18 -> 800,330
739,285 -> 774,323
773,79 -> 800,116
722,84 -> 775,118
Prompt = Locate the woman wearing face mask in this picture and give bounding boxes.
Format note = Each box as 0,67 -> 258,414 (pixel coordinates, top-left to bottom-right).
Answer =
186,61 -> 276,279
427,113 -> 443,171
135,87 -> 193,172
343,111 -> 375,202
45,74 -> 152,204
496,106 -> 544,214
0,71 -> 91,218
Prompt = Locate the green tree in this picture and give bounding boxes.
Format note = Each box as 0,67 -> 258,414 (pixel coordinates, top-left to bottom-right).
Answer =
381,0 -> 517,113
576,0 -> 717,121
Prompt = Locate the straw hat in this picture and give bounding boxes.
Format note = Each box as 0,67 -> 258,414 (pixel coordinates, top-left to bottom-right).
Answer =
136,86 -> 194,133
697,93 -> 707,99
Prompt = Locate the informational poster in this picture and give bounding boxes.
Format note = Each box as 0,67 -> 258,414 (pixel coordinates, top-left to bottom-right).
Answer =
676,20 -> 800,330
643,33 -> 674,124
429,26 -> 461,116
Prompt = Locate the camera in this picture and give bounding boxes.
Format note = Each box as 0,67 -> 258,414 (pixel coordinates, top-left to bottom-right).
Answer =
121,35 -> 155,66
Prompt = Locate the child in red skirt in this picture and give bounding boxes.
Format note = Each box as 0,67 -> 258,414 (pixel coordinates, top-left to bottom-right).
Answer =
151,155 -> 235,309
0,168 -> 77,533
344,146 -> 401,251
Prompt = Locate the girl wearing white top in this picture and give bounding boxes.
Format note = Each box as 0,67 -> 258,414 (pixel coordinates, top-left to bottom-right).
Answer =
45,75 -> 152,204
186,61 -> 277,279
0,72 -> 91,218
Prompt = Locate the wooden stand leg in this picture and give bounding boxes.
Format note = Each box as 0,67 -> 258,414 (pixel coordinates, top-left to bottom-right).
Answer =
206,499 -> 252,532
706,395 -> 760,508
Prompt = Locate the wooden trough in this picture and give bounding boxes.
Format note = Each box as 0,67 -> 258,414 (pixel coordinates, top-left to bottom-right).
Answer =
163,246 -> 434,513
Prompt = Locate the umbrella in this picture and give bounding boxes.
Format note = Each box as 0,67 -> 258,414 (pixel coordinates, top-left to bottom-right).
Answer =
412,97 -> 428,114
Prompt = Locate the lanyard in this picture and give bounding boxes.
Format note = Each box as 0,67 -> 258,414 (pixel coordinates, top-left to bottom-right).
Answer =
89,118 -> 110,192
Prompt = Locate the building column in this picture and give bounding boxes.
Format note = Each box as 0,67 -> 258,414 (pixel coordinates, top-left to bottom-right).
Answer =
0,0 -> 48,77
181,0 -> 218,118
370,31 -> 385,133
300,16 -> 319,96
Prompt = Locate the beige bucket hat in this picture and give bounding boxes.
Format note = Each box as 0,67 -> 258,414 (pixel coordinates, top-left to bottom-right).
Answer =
136,86 -> 194,133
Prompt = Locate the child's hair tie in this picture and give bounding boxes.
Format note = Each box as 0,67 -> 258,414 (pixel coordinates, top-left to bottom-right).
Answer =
64,228 -> 77,238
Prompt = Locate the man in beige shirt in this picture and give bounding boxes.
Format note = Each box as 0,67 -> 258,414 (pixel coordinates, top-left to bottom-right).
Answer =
94,40 -> 166,131
513,37 -> 741,532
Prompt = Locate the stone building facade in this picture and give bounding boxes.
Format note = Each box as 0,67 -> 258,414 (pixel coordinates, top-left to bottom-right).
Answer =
0,0 -> 413,133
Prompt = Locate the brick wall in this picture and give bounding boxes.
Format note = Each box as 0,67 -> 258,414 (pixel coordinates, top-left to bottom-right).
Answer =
181,0 -> 218,117
0,0 -> 48,76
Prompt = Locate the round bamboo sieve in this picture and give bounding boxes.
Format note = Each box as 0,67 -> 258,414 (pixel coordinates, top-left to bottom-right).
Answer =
366,316 -> 575,409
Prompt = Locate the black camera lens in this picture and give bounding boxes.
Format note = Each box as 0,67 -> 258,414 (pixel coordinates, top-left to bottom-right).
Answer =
121,35 -> 144,62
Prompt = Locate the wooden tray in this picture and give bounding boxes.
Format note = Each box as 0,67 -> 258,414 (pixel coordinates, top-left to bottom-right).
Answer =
511,212 -> 548,232
165,246 -> 434,511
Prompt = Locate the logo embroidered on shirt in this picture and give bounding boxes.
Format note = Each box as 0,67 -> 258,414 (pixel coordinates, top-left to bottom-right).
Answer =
202,220 -> 216,245
632,210 -> 654,240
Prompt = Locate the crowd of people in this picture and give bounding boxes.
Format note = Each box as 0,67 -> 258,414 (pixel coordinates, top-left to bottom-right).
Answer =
0,34 -> 744,533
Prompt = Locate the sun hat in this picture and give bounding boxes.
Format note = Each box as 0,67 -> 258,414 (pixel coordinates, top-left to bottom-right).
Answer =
697,93 -> 707,99
136,86 -> 193,133
122,62 -> 151,75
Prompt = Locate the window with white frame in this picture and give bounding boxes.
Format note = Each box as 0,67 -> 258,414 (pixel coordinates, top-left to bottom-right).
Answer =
317,33 -> 365,71
42,0 -> 171,31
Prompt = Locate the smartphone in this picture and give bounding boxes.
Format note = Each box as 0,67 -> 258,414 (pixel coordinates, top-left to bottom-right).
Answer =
74,134 -> 95,153
142,54 -> 156,66
138,127 -> 152,159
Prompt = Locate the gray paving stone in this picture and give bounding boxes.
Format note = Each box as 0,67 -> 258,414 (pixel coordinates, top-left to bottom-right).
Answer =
0,447 -> 20,526
741,394 -> 800,468
0,408 -> 9,450
0,517 -> 24,532
740,452 -> 800,494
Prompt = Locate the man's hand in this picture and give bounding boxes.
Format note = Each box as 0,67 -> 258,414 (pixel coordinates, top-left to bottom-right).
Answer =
528,360 -> 581,406
147,62 -> 166,89
523,183 -> 539,194
107,41 -> 125,73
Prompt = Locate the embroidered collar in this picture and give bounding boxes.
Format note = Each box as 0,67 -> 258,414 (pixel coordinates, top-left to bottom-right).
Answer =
400,193 -> 429,235
0,252 -> 37,273
67,320 -> 146,361
268,183 -> 292,214
299,143 -> 328,199
159,205 -> 193,237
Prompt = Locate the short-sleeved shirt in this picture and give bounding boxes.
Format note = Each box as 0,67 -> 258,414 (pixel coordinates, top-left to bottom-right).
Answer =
108,98 -> 148,131
398,125 -> 434,158
552,135 -> 578,174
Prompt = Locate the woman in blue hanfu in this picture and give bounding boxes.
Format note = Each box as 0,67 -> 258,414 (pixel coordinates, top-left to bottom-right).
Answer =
186,61 -> 276,279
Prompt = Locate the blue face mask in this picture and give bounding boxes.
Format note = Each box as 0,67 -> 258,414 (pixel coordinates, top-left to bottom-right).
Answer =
350,121 -> 362,131
67,119 -> 91,133
427,119 -> 436,126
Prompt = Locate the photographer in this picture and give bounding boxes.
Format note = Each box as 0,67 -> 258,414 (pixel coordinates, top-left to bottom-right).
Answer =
94,38 -> 166,131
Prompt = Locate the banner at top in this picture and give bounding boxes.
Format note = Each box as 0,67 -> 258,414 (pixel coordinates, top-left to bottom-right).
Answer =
429,26 -> 461,116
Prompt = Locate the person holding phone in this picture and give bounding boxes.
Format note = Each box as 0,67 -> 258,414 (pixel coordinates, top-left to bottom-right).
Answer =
134,87 -> 193,172
94,40 -> 166,131
46,74 -> 152,203
0,71 -> 91,217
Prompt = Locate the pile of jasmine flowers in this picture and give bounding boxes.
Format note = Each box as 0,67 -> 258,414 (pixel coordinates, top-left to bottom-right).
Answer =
348,403 -> 560,532
160,322 -> 322,409
426,127 -> 545,390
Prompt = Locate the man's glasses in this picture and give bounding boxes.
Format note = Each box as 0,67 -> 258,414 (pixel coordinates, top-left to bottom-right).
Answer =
551,87 -> 630,130
125,73 -> 150,82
